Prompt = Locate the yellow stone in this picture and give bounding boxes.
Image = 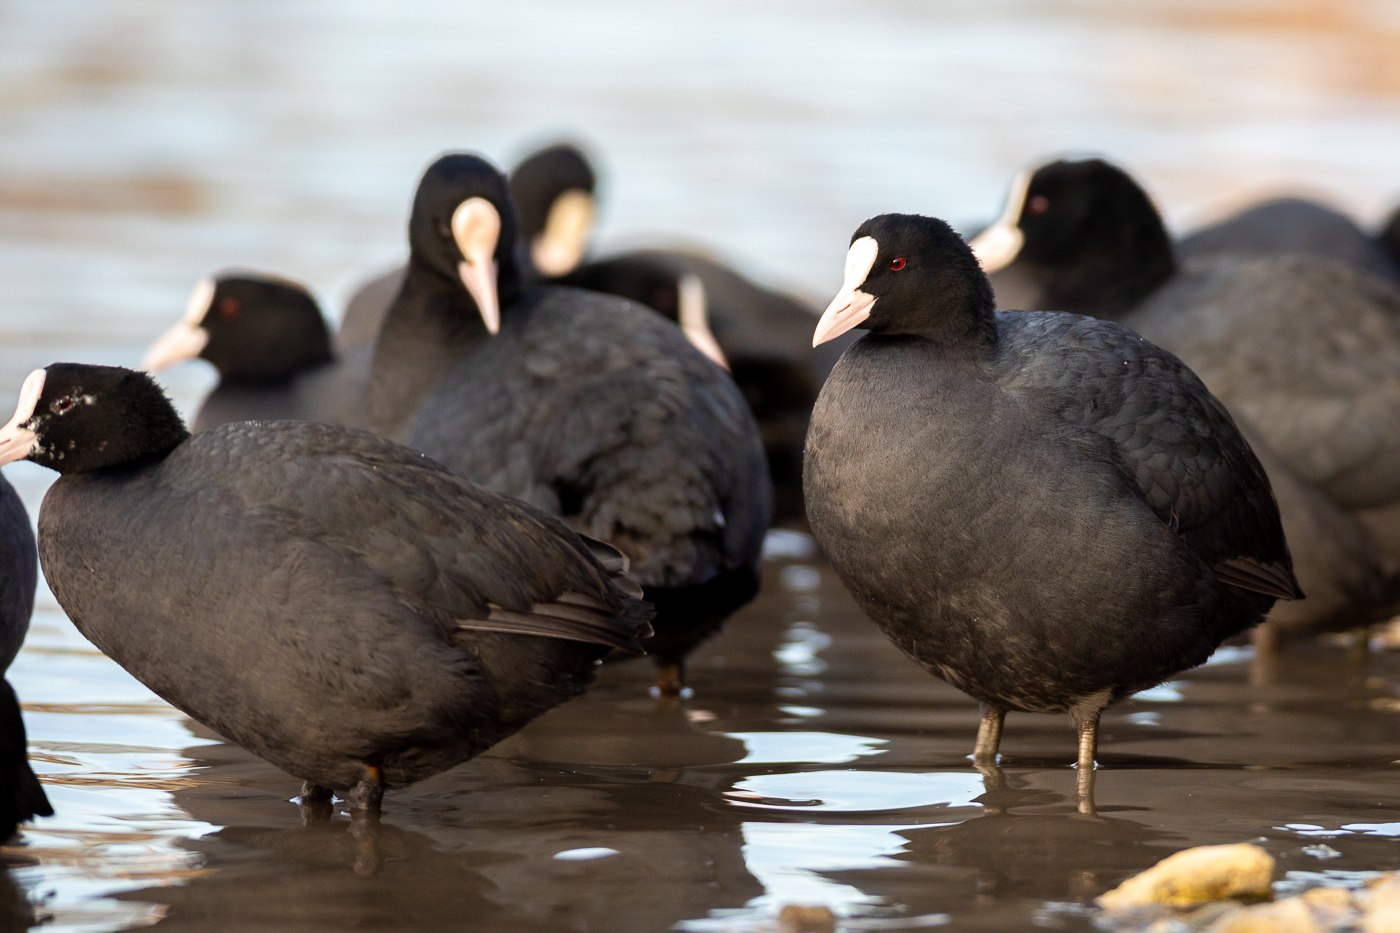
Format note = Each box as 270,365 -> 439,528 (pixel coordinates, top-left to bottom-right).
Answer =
1097,844 -> 1275,910
1364,883 -> 1400,933
777,904 -> 837,933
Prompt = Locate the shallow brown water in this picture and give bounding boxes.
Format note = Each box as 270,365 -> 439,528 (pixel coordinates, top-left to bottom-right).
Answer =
1,1 -> 1399,930
7,537 -> 1400,932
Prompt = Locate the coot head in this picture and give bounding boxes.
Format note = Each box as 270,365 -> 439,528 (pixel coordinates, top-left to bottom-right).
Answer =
509,142 -> 598,277
968,158 -> 1177,315
408,153 -> 524,335
0,364 -> 188,474
141,273 -> 332,381
814,214 -> 995,347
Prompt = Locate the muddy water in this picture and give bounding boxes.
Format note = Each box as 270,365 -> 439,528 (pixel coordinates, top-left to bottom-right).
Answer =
1,1 -> 1400,931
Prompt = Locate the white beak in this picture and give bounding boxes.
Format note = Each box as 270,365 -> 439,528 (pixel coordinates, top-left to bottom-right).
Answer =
141,277 -> 215,371
967,222 -> 1024,273
0,369 -> 46,465
531,189 -> 595,278
813,236 -> 879,347
452,198 -> 502,335
675,274 -> 729,371
968,169 -> 1030,273
141,322 -> 210,372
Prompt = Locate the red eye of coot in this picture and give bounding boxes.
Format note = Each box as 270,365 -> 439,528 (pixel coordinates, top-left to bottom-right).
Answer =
219,298 -> 241,318
51,397 -> 74,414
1028,195 -> 1050,216
889,257 -> 906,271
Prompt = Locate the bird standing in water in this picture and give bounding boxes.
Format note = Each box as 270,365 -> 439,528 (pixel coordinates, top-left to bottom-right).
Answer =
803,213 -> 1298,806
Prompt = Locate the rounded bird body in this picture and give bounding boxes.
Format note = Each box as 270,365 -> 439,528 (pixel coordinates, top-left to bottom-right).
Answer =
367,153 -> 771,693
805,213 -> 1297,800
972,158 -> 1400,636
0,364 -> 650,810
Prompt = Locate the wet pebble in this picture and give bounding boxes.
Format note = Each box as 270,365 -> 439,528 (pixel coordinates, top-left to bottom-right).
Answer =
776,904 -> 837,933
1098,844 -> 1276,911
1103,870 -> 1400,932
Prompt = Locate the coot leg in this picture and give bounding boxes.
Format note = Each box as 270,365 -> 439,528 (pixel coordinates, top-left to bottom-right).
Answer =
1250,622 -> 1279,654
346,765 -> 384,815
1071,707 -> 1101,813
972,704 -> 1005,763
653,656 -> 686,698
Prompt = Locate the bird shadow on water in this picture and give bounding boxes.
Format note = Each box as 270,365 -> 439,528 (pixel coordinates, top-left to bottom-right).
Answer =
0,861 -> 42,931
104,687 -> 764,933
813,767 -> 1179,929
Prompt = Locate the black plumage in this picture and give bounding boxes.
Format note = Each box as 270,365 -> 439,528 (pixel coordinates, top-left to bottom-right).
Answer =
804,214 -> 1297,802
1179,196 -> 1400,284
1380,204 -> 1400,273
365,153 -> 771,695
972,158 -> 1400,636
558,248 -> 841,525
342,144 -> 825,527
0,363 -> 651,814
142,273 -> 370,432
0,473 -> 48,840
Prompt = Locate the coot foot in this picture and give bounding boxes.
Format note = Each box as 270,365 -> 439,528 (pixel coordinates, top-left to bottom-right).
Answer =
298,781 -> 334,825
972,704 -> 1005,763
346,766 -> 384,815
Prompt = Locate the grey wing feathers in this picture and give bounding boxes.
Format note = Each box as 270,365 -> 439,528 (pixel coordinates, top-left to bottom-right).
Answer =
196,421 -> 654,649
474,590 -> 648,654
420,288 -> 770,590
1000,312 -> 1300,599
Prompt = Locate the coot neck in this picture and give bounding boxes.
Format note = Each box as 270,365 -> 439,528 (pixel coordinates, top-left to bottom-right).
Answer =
878,291 -> 999,354
1031,222 -> 1177,320
51,424 -> 189,477
366,258 -> 493,441
216,342 -> 335,386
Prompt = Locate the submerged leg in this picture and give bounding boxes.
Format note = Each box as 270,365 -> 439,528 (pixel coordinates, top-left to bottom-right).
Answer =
346,765 -> 384,816
1070,706 -> 1101,815
973,704 -> 1005,764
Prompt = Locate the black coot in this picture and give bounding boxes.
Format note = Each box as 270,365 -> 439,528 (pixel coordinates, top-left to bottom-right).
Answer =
970,158 -> 1400,637
142,272 -> 370,431
365,153 -> 772,696
0,363 -> 651,814
0,473 -> 48,840
804,214 -> 1298,803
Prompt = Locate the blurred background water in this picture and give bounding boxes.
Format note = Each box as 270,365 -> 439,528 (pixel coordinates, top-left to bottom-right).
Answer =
0,1 -> 1398,930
